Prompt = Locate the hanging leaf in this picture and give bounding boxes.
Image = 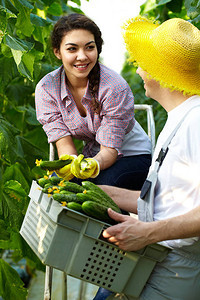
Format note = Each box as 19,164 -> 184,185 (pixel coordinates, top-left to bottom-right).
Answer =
11,48 -> 23,65
157,0 -> 171,5
0,57 -> 18,93
15,136 -> 48,167
5,35 -> 33,51
2,180 -> 27,229
3,162 -> 30,193
0,4 -> 17,18
0,259 -> 27,300
15,7 -> 34,37
18,59 -> 32,80
30,13 -> 51,27
166,0 -> 183,13
0,219 -> 10,240
12,0 -> 33,10
47,2 -> 63,15
0,117 -> 19,164
185,0 -> 200,19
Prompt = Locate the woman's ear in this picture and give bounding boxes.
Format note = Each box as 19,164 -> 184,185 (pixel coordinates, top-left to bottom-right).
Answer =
54,48 -> 61,60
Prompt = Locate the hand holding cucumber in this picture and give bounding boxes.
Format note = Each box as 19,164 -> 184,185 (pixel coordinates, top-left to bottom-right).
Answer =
36,154 -> 99,180
55,154 -> 76,180
70,154 -> 100,179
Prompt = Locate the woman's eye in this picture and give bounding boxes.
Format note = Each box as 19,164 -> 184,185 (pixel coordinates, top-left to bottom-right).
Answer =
67,47 -> 76,51
86,45 -> 95,50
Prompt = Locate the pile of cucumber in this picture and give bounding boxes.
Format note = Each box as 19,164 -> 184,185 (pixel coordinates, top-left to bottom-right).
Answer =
37,176 -> 121,224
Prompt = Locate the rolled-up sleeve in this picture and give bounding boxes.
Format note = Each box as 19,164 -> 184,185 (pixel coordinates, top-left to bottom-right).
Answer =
35,79 -> 70,143
96,84 -> 134,150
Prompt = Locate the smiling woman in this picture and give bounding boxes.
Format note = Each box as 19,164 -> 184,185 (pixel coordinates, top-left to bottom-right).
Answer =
35,13 -> 152,191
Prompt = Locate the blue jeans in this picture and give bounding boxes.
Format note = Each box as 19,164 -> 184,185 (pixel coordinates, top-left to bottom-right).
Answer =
73,154 -> 151,190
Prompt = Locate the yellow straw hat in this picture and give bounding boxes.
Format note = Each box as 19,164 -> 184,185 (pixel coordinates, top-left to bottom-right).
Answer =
123,16 -> 200,96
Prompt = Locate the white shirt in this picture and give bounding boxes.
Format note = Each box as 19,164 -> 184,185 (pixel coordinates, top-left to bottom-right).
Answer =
152,95 -> 200,248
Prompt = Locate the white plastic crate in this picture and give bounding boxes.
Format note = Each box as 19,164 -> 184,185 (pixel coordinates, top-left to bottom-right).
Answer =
20,181 -> 170,298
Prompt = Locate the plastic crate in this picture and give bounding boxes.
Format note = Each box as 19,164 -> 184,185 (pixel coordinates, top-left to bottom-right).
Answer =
20,181 -> 170,298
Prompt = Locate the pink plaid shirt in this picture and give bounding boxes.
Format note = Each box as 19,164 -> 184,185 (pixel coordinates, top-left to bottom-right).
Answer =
35,64 -> 135,157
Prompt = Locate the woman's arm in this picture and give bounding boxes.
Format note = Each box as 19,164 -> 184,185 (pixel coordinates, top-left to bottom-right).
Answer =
56,136 -> 78,158
93,145 -> 118,170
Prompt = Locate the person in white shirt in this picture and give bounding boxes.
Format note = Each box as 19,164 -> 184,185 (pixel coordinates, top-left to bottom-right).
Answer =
94,16 -> 200,300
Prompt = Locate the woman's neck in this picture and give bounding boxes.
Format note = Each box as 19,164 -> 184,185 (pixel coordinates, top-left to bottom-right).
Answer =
66,75 -> 88,91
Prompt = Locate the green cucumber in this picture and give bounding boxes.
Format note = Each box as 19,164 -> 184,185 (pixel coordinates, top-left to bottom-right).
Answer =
44,183 -> 53,188
81,181 -> 121,212
59,190 -> 74,195
67,202 -> 83,212
82,201 -> 112,223
49,176 -> 62,185
42,186 -> 54,194
37,177 -> 51,187
52,193 -> 80,203
40,159 -> 72,171
60,181 -> 85,193
81,190 -> 121,213
76,191 -> 117,209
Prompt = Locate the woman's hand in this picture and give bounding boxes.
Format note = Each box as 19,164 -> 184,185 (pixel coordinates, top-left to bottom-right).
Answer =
70,154 -> 100,179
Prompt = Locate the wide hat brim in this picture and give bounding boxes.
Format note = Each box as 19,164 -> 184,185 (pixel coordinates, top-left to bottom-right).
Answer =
123,16 -> 200,96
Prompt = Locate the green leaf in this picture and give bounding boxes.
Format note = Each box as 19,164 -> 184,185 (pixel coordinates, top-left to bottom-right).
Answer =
30,13 -> 51,26
157,0 -> 171,4
0,10 -> 7,43
0,57 -> 18,93
22,51 -> 35,77
3,162 -> 30,193
15,136 -> 48,167
12,0 -> 33,10
1,43 -> 13,57
0,0 -> 18,15
11,48 -> 23,65
0,259 -> 27,300
166,0 -> 183,12
2,180 -> 28,228
15,7 -> 34,37
18,59 -> 32,80
185,0 -> 200,19
5,34 -> 33,51
0,117 -> 19,163
0,4 -> 17,18
71,0 -> 81,5
4,180 -> 27,203
0,219 -> 10,240
47,2 -> 63,15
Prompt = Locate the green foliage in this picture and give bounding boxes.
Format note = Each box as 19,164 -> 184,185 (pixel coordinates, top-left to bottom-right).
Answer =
0,259 -> 27,300
0,0 -> 199,297
0,0 -> 84,297
121,0 -> 200,139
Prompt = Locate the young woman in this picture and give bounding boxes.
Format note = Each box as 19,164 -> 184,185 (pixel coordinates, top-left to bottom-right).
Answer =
95,16 -> 200,299
35,13 -> 152,189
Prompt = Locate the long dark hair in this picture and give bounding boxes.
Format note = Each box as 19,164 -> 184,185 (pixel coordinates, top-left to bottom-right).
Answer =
51,13 -> 104,114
